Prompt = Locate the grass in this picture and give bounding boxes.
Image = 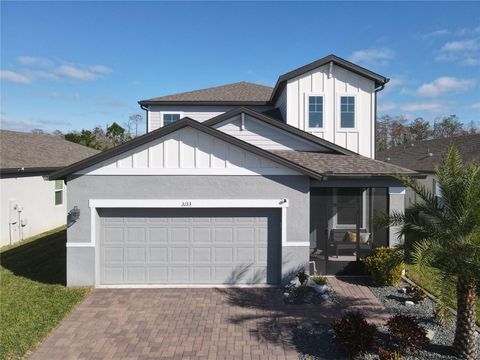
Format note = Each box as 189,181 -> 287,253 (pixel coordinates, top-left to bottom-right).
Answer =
0,227 -> 90,360
406,264 -> 480,323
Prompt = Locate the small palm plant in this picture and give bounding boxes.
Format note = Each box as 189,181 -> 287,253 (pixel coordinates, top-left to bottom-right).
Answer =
388,146 -> 479,360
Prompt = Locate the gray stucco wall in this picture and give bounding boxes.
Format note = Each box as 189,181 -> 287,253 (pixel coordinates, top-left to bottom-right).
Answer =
66,175 -> 310,286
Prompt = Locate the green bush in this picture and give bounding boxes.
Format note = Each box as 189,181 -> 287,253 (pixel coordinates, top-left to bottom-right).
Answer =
310,275 -> 327,285
364,247 -> 404,286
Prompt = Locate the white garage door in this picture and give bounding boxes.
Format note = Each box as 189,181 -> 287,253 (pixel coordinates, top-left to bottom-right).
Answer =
99,208 -> 281,285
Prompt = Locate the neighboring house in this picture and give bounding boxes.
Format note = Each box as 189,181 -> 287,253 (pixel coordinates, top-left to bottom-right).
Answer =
0,130 -> 99,246
376,134 -> 480,208
50,54 -> 419,287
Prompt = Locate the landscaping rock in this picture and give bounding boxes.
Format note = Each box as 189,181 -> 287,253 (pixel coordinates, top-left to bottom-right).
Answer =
426,329 -> 435,341
405,300 -> 415,306
398,287 -> 407,294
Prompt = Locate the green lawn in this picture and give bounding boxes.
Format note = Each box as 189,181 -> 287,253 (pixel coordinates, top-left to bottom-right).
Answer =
0,227 -> 90,360
406,265 -> 480,323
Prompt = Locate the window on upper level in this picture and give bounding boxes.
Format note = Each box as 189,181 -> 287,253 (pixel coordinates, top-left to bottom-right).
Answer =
55,180 -> 64,206
308,95 -> 323,129
340,96 -> 355,128
163,113 -> 182,126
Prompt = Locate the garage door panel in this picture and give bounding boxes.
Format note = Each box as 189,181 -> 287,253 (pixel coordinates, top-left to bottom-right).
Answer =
192,228 -> 211,242
126,228 -> 145,242
100,208 -> 280,285
149,228 -> 168,243
149,247 -> 168,262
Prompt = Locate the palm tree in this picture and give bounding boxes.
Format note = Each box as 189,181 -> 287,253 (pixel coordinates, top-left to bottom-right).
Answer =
388,146 -> 480,359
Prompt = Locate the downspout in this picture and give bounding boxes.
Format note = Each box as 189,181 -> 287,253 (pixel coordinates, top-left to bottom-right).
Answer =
373,79 -> 389,159
140,104 -> 149,133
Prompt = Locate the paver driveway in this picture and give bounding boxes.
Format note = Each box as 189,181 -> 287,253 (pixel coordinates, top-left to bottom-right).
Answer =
29,279 -> 387,359
29,288 -> 336,360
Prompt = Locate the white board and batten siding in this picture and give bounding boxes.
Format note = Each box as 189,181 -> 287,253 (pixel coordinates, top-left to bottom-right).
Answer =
214,114 -> 326,152
286,63 -> 376,158
148,105 -> 272,131
77,127 -> 299,176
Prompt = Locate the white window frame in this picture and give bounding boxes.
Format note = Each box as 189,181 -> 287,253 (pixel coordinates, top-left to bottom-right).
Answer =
54,180 -> 64,206
305,93 -> 325,131
337,94 -> 357,130
160,111 -> 184,127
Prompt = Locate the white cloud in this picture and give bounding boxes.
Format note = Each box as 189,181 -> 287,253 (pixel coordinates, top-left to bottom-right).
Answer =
349,48 -> 394,66
441,39 -> 479,52
421,29 -> 450,39
455,26 -> 480,37
17,56 -> 52,68
89,65 -> 113,74
400,101 -> 451,113
28,91 -> 63,98
56,65 -> 97,80
467,102 -> 480,110
416,77 -> 476,97
435,37 -> 480,65
0,70 -> 32,84
377,102 -> 397,112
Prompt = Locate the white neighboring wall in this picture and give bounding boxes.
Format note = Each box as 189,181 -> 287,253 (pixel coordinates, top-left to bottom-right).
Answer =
148,105 -> 272,131
0,176 -> 66,246
77,127 -> 299,176
286,63 -> 376,158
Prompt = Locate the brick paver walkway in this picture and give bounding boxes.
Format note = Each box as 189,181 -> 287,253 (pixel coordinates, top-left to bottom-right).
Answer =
29,278 -> 388,359
328,276 -> 390,323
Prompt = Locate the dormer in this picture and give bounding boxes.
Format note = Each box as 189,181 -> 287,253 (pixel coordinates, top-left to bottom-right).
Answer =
139,54 -> 388,159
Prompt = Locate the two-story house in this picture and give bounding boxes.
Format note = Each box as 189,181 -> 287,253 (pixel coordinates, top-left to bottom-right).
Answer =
51,54 -> 417,287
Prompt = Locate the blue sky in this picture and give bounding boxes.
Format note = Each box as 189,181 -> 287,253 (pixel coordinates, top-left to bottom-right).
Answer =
1,1 -> 479,134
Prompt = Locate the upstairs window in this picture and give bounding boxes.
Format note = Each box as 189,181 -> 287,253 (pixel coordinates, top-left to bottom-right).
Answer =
55,180 -> 64,206
340,96 -> 355,128
163,113 -> 181,126
308,96 -> 323,128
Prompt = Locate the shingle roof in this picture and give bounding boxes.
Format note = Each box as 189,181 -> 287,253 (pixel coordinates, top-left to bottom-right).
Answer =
376,134 -> 480,173
0,130 -> 100,172
139,82 -> 273,105
271,151 -> 417,177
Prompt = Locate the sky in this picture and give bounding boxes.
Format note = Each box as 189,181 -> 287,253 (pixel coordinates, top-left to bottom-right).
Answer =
1,1 -> 479,134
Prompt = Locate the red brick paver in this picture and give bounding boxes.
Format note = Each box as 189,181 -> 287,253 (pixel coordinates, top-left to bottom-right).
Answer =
328,276 -> 390,323
29,288 -> 340,360
29,278 -> 387,359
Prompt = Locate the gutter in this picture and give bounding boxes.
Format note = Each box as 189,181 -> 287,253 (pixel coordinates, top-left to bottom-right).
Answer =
0,167 -> 61,178
373,79 -> 389,160
140,104 -> 149,133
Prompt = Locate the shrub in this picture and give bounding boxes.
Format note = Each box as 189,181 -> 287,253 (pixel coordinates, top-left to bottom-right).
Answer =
378,347 -> 403,360
406,285 -> 427,303
386,315 -> 428,352
332,311 -> 378,358
310,275 -> 327,285
296,270 -> 309,285
364,247 -> 404,286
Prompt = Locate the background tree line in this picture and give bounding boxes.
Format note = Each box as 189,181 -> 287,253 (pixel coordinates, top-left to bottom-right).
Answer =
32,113 -> 478,152
32,113 -> 144,151
376,114 -> 478,151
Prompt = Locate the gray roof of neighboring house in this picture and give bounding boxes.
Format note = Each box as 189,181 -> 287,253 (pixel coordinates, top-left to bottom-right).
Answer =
271,151 -> 416,177
0,130 -> 100,173
376,134 -> 480,173
139,54 -> 388,106
139,82 -> 273,105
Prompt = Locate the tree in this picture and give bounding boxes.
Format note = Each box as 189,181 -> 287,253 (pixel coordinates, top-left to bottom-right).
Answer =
31,128 -> 45,134
388,146 -> 479,359
408,117 -> 432,142
106,122 -> 127,146
64,129 -> 102,150
434,115 -> 465,139
129,113 -> 143,137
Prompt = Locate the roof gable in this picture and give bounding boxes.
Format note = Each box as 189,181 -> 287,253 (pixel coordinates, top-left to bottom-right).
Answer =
270,54 -> 388,103
204,107 -> 355,155
49,118 -> 323,180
